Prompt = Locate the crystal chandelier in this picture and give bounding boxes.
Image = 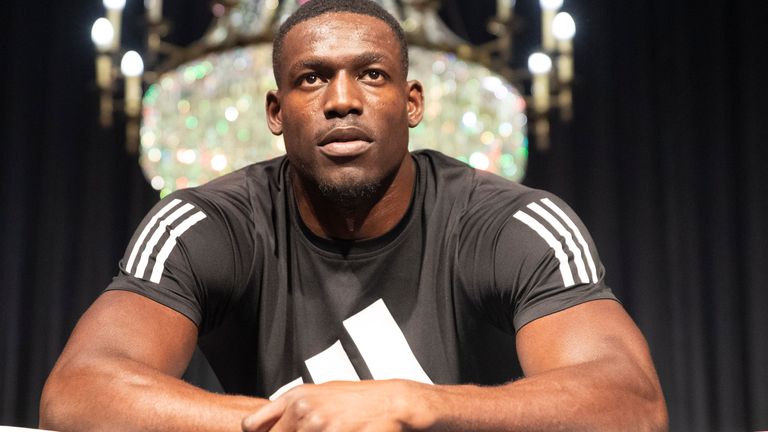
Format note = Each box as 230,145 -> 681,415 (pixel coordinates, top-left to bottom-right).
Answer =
90,0 -> 576,196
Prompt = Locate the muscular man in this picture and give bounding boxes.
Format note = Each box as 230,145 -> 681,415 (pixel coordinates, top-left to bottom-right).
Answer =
40,1 -> 667,430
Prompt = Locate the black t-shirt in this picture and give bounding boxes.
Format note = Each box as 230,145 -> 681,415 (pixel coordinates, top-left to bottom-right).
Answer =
106,150 -> 616,398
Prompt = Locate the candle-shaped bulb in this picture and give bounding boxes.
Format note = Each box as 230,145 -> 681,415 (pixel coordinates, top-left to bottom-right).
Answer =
103,0 -> 126,11
103,0 -> 125,50
120,51 -> 144,77
91,18 -> 114,52
528,52 -> 553,75
540,1 -> 561,51
539,0 -> 563,11
529,52 -> 552,116
496,0 -> 513,21
552,12 -> 576,41
145,0 -> 163,23
121,51 -> 144,118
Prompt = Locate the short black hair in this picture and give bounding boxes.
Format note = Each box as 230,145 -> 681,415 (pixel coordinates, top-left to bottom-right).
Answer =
272,0 -> 409,85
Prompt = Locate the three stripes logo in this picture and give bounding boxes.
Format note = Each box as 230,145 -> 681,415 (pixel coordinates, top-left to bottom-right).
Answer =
513,197 -> 598,288
125,198 -> 207,284
270,299 -> 432,400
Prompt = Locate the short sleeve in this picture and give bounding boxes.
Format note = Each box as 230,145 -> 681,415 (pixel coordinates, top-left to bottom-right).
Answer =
491,193 -> 617,332
105,189 -> 253,333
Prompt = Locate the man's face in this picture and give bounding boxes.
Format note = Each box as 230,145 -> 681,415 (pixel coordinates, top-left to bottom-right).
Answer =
266,12 -> 423,201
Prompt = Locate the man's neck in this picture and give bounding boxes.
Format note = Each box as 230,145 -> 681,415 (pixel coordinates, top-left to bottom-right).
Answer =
291,157 -> 416,241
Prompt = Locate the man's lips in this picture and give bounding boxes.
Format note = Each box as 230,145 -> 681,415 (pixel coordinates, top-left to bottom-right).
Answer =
317,126 -> 373,158
318,140 -> 371,158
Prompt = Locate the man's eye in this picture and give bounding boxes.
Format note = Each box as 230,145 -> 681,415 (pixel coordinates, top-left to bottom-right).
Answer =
364,70 -> 382,80
296,73 -> 323,86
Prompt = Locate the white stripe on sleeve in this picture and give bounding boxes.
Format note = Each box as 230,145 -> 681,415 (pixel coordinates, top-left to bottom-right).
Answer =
541,198 -> 599,283
528,202 -> 590,284
149,211 -> 207,283
125,198 -> 182,273
513,210 -> 576,287
134,203 -> 195,279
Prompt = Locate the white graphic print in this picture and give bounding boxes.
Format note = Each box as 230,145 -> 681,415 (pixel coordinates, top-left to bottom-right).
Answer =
305,340 -> 360,384
513,198 -> 598,287
269,377 -> 304,401
126,199 -> 207,283
269,299 -> 432,400
343,299 -> 432,383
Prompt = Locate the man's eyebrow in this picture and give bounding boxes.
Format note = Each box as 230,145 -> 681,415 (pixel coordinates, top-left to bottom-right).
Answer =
352,51 -> 387,67
289,59 -> 325,75
288,52 -> 390,75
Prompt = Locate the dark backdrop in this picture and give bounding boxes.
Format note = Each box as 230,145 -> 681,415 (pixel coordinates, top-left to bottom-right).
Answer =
1,0 -> 766,430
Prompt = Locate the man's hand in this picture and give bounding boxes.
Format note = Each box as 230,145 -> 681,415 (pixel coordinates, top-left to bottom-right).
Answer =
243,300 -> 667,432
242,380 -> 427,432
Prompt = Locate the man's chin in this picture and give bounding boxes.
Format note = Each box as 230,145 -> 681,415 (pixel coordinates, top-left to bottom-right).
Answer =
291,163 -> 396,211
317,177 -> 383,210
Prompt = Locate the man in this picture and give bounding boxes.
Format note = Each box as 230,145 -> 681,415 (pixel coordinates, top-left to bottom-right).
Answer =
40,0 -> 668,430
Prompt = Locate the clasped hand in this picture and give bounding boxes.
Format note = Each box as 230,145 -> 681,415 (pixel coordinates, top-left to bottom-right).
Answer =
242,380 -> 427,432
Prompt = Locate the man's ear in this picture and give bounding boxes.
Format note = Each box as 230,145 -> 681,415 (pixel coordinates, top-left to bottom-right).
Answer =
406,80 -> 425,128
265,90 -> 283,135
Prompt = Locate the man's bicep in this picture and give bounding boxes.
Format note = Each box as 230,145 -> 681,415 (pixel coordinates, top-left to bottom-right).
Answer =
515,299 -> 656,379
58,290 -> 198,377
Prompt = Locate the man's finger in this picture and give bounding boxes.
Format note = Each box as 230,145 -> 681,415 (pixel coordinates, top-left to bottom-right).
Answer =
242,400 -> 285,432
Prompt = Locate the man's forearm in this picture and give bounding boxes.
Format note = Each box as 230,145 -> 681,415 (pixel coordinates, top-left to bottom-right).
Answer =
40,356 -> 267,432
407,356 -> 667,431
240,356 -> 666,432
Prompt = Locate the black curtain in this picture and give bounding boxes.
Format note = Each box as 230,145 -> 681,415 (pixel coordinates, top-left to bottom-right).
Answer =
1,0 -> 766,430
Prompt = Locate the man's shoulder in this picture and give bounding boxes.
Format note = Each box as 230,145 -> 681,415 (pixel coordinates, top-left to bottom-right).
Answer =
411,149 -> 546,215
410,148 -> 475,175
143,156 -> 289,241
174,155 -> 287,206
199,155 -> 287,192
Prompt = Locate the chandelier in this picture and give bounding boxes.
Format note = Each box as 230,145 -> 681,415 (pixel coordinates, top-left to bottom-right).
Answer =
90,0 -> 576,196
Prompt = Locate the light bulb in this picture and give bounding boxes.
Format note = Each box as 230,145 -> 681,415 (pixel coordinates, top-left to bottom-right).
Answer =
121,51 -> 144,77
91,18 -> 114,51
528,52 -> 552,75
539,0 -> 563,11
552,12 -> 576,40
103,0 -> 126,10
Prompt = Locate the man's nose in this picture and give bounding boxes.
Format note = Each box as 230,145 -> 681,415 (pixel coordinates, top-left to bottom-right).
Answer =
323,72 -> 363,119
